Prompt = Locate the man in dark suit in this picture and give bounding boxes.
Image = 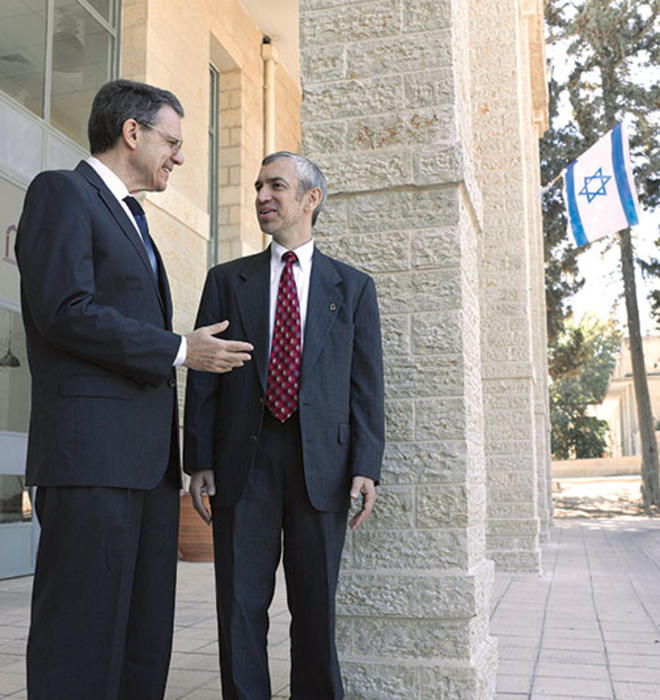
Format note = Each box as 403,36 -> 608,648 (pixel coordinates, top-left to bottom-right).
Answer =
184,151 -> 385,699
15,79 -> 253,700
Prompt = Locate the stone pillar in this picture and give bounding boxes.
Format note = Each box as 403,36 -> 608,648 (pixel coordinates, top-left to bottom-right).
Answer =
470,0 -> 545,572
300,0 -> 497,696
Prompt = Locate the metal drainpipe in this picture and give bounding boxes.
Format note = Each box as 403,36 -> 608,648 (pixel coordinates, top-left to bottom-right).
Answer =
261,36 -> 278,248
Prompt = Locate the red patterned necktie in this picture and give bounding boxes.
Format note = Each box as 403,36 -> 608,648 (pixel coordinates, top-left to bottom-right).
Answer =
265,251 -> 302,422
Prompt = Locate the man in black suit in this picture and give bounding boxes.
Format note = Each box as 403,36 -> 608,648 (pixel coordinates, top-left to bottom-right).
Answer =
15,79 -> 253,700
184,152 -> 385,699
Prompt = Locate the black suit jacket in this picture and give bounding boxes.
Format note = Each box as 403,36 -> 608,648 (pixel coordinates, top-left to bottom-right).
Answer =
15,161 -> 181,489
183,246 -> 384,512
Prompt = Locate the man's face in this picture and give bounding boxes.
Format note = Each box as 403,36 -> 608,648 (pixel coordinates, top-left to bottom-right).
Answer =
133,105 -> 184,192
254,157 -> 313,246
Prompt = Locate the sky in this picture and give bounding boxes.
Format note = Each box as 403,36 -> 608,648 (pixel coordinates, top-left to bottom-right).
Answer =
570,210 -> 658,336
545,11 -> 659,339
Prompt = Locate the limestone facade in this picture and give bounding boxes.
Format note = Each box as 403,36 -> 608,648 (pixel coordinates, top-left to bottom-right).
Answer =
299,0 -> 548,695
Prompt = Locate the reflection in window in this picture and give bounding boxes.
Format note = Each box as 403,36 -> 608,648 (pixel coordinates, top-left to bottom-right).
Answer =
0,0 -> 48,117
86,0 -> 113,22
51,0 -> 115,146
0,307 -> 30,433
0,476 -> 32,524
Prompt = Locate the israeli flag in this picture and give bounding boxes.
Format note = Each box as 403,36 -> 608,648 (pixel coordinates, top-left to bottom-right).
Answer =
562,122 -> 640,247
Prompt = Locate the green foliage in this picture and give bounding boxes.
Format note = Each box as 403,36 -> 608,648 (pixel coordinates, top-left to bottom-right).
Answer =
543,0 -> 660,336
550,315 -> 622,458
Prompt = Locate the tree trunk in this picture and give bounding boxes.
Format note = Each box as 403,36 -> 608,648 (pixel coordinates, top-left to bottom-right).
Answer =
619,228 -> 660,506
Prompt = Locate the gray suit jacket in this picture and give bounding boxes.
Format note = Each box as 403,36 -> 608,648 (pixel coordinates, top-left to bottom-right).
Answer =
183,246 -> 384,511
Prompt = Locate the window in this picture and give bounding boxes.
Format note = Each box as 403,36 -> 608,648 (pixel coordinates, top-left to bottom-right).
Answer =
0,0 -> 120,148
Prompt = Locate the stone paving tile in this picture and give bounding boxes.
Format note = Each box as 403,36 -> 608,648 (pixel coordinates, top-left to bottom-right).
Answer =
537,648 -> 607,665
531,676 -> 614,697
613,682 -> 660,699
495,674 -> 532,694
535,660 -> 609,680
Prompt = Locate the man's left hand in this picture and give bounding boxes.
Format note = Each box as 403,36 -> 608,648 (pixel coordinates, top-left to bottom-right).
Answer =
349,476 -> 376,530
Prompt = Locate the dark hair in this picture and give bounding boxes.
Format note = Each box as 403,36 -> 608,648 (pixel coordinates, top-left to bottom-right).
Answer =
88,79 -> 184,154
261,151 -> 328,227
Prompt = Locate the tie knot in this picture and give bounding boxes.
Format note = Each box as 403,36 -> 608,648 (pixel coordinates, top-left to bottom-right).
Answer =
282,251 -> 298,266
123,195 -> 145,218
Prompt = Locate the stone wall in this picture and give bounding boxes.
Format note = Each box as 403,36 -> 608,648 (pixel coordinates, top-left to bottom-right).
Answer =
470,0 -> 548,571
300,0 -> 500,696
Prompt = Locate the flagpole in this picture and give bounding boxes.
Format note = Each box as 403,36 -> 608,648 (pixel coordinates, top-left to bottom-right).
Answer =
618,226 -> 660,506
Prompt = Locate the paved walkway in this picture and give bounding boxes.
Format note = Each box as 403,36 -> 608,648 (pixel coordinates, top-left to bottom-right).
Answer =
2,517 -> 660,699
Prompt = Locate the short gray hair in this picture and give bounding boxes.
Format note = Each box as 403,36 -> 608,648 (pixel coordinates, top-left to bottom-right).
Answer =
261,151 -> 327,226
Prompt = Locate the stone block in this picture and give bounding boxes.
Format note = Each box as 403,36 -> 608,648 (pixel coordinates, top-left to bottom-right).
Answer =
314,196 -> 350,238
420,637 -> 498,700
415,397 -> 467,441
404,71 -> 455,114
348,187 -> 457,234
415,484 -> 487,528
318,150 -> 412,193
301,0 -> 401,46
381,314 -> 410,357
316,231 -> 410,273
347,32 -> 452,79
384,399 -> 414,442
412,311 -> 462,354
381,440 -> 469,485
341,662 -> 420,700
302,121 -> 347,155
301,45 -> 346,84
374,268 -> 463,316
351,529 -> 469,569
384,356 -> 464,400
347,107 -> 454,151
302,77 -> 403,123
413,144 -> 464,184
337,569 -> 487,618
411,229 -> 462,269
403,0 -> 452,32
364,486 -> 414,529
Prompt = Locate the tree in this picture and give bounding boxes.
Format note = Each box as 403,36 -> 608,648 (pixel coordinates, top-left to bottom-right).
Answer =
550,316 -> 622,459
544,0 -> 660,504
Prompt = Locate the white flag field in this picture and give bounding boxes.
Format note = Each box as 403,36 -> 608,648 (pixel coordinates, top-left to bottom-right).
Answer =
561,122 -> 641,247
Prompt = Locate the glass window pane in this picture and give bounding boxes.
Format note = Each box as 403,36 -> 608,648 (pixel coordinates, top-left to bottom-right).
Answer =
50,0 -> 115,147
0,0 -> 48,117
85,0 -> 113,23
0,307 -> 31,434
0,476 -> 31,524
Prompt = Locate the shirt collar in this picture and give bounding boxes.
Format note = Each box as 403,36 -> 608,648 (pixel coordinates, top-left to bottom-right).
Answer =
271,238 -> 314,270
87,156 -> 131,203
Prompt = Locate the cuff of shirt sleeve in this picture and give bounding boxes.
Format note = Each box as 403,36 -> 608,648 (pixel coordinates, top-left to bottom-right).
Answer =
173,336 -> 187,367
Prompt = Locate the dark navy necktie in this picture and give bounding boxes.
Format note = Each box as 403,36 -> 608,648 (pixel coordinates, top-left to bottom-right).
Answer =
123,195 -> 159,281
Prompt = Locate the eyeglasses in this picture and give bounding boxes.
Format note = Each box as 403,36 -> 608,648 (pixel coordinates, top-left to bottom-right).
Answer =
138,121 -> 183,154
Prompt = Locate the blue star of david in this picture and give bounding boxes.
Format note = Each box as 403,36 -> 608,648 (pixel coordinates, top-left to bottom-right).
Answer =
578,167 -> 612,203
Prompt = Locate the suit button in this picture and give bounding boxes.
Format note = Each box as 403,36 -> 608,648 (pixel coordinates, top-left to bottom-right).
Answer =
250,434 -> 259,442
258,397 -> 264,405
168,377 -> 176,389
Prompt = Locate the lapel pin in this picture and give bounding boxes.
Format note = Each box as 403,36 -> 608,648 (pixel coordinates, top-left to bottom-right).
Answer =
329,303 -> 336,312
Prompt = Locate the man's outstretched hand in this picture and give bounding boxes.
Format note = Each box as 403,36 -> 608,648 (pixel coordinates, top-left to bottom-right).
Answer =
184,320 -> 253,373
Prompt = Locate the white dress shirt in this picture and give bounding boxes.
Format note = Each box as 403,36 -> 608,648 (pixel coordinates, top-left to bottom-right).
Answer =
268,238 -> 314,355
86,156 -> 187,366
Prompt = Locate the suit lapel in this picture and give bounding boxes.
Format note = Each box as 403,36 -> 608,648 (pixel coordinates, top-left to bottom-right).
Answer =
75,161 -> 169,320
301,249 -> 343,385
235,249 -> 271,391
